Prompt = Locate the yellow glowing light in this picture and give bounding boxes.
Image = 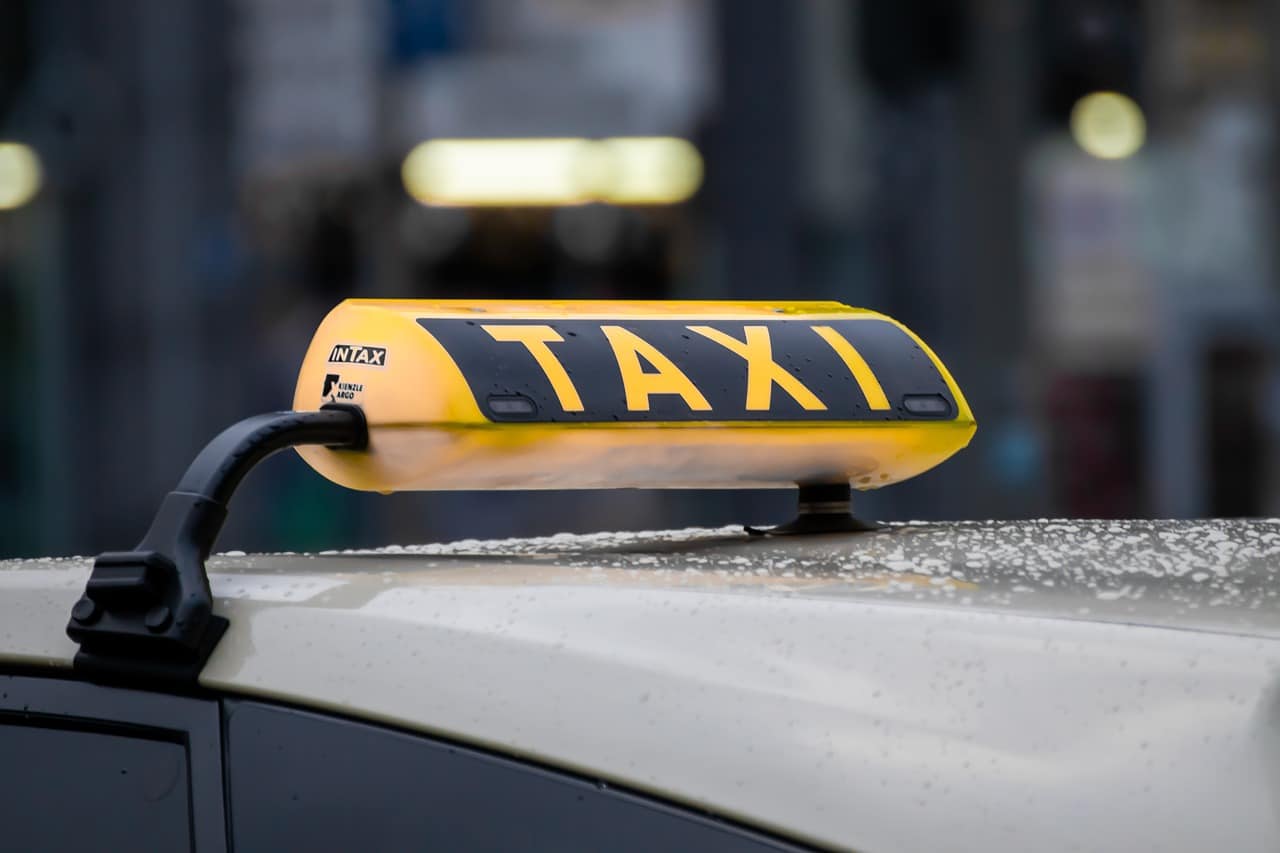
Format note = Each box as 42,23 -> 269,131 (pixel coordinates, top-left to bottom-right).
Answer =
598,137 -> 703,205
402,137 -> 703,207
403,139 -> 596,207
0,142 -> 42,211
1070,92 -> 1146,160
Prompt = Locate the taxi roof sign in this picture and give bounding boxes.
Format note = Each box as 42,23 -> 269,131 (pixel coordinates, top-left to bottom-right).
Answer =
66,298 -> 974,682
293,299 -> 975,492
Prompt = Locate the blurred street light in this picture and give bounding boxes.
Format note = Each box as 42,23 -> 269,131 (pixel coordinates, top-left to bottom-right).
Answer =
402,137 -> 702,207
598,137 -> 703,205
1069,92 -> 1145,160
0,142 -> 42,211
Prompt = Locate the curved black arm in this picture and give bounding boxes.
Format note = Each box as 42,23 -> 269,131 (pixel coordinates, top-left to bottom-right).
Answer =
175,408 -> 366,504
67,406 -> 367,683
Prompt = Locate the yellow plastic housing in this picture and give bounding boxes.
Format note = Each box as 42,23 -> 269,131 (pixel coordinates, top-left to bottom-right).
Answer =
293,300 -> 975,492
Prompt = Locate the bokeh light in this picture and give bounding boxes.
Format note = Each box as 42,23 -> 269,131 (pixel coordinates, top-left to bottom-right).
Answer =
598,137 -> 703,205
0,142 -> 42,210
402,137 -> 703,207
1070,92 -> 1146,160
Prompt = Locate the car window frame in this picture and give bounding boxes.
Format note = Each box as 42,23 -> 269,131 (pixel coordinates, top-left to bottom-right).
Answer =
221,697 -> 810,852
0,672 -> 228,852
0,672 -> 808,852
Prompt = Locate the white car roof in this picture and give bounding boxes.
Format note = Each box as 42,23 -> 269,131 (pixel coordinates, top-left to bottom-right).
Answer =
5,520 -> 1280,851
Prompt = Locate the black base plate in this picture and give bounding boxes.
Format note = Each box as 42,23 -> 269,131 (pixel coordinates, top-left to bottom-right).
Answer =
745,482 -> 882,536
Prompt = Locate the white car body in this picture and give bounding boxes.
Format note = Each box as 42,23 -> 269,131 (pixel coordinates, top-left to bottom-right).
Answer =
4,519 -> 1280,851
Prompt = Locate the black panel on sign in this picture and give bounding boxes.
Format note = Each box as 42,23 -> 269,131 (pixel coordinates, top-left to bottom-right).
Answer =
418,317 -> 955,423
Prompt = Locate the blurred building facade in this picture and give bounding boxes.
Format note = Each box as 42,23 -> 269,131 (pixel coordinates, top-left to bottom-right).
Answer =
1,0 -> 1278,557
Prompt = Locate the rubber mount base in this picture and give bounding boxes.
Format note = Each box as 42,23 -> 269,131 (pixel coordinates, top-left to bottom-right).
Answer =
72,617 -> 229,687
745,482 -> 882,536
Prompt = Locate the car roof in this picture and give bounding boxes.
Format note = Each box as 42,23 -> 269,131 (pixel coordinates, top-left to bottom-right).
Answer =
5,519 -> 1280,851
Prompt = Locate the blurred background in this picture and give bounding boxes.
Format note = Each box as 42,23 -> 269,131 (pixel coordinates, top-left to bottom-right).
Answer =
2,0 -> 1278,558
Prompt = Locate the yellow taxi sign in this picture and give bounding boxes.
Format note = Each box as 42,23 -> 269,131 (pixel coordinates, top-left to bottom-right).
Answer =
293,300 -> 975,492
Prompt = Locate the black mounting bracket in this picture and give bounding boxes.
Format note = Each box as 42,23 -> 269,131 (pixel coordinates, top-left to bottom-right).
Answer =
66,405 -> 367,684
746,482 -> 881,536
